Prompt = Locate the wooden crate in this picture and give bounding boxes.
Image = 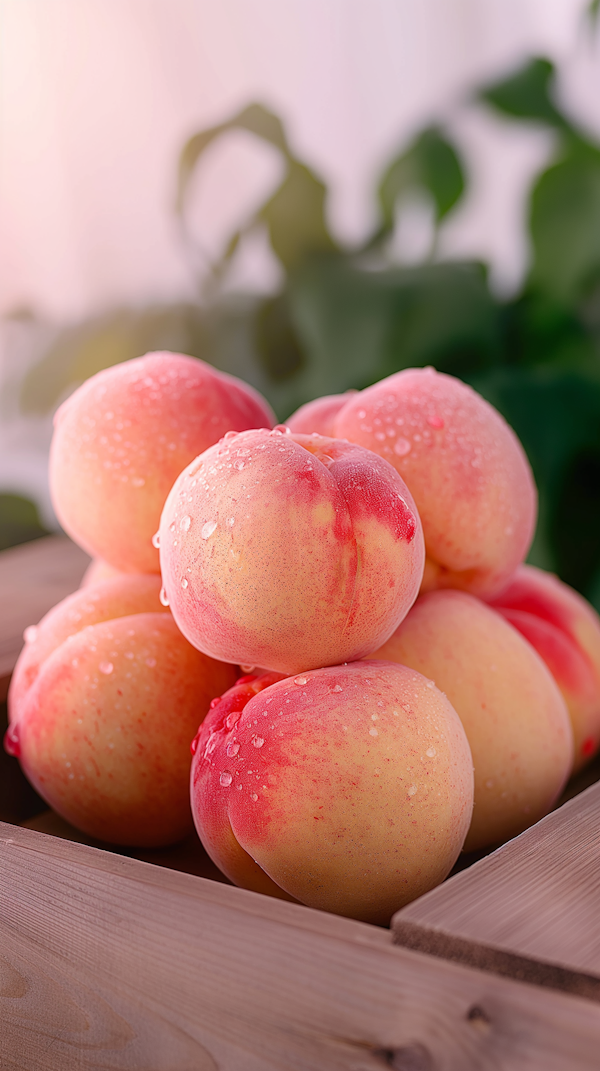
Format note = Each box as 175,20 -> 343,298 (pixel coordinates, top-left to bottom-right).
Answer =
3,536 -> 600,1069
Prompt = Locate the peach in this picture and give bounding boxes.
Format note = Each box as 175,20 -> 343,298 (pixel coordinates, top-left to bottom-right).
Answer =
6,594 -> 237,846
49,351 -> 275,574
334,367 -> 537,598
286,391 -> 357,437
191,661 -> 474,924
159,427 -> 425,674
372,590 -> 573,851
8,574 -> 169,720
488,565 -> 600,772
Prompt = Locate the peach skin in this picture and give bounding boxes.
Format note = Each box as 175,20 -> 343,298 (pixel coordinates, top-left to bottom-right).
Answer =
159,427 -> 425,674
50,351 -> 275,573
488,565 -> 600,772
334,367 -> 537,598
191,661 -> 474,924
6,611 -> 237,847
372,590 -> 573,851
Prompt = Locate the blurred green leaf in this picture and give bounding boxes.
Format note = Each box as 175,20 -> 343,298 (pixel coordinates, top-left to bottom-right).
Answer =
377,127 -> 465,239
529,150 -> 600,305
254,294 -> 305,382
177,102 -> 337,275
480,58 -> 567,128
0,494 -> 49,552
588,0 -> 600,26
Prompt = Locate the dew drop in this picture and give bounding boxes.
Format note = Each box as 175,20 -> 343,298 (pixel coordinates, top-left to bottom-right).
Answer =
369,727 -> 378,737
357,409 -> 367,419
294,676 -> 309,686
426,747 -> 436,758
332,684 -> 343,693
223,430 -> 237,441
146,658 -> 156,668
394,438 -> 411,457
240,664 -> 256,673
181,578 -> 189,589
151,531 -> 161,549
23,625 -> 38,644
252,736 -> 265,749
407,784 -> 418,796
227,517 -> 235,527
169,521 -> 176,533
227,742 -> 240,757
180,515 -> 191,532
201,520 -> 217,539
220,772 -> 233,787
159,587 -> 170,607
132,477 -> 145,487
99,662 -> 114,675
251,793 -> 259,801
427,414 -> 444,429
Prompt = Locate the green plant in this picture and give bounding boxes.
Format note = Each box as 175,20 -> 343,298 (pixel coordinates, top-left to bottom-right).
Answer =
18,57 -> 600,606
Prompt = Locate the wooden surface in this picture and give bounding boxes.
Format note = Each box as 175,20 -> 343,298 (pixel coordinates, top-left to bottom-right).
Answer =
393,778 -> 600,1001
5,822 -> 600,1070
0,535 -> 89,698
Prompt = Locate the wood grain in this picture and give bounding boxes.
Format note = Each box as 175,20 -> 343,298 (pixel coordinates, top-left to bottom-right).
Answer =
0,535 -> 90,698
4,823 -> 600,1070
393,778 -> 600,999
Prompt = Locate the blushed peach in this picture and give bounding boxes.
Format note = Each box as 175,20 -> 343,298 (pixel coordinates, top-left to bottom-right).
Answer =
6,609 -> 237,846
488,565 -> 600,772
8,574 -> 169,720
191,661 -> 473,924
334,368 -> 537,598
372,590 -> 572,851
286,391 -> 357,437
50,351 -> 275,573
159,427 -> 425,674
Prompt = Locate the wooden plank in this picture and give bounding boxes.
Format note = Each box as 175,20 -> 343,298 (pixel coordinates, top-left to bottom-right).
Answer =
393,778 -> 600,1000
4,824 -> 600,1070
0,535 -> 90,698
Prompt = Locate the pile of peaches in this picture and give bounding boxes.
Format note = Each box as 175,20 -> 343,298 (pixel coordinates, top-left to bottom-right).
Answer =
6,352 -> 600,925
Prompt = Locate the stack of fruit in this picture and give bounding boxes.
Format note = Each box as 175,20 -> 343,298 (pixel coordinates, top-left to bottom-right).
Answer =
6,353 -> 600,925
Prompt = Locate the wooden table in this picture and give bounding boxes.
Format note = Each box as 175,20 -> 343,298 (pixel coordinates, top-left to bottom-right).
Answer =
2,536 -> 600,1070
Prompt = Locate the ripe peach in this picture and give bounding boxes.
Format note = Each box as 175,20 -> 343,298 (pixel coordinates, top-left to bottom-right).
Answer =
191,661 -> 474,924
49,351 -> 275,574
8,574 -> 169,720
488,565 -> 600,772
6,604 -> 237,846
286,391 -> 356,437
372,590 -> 573,851
334,368 -> 537,598
159,427 -> 425,674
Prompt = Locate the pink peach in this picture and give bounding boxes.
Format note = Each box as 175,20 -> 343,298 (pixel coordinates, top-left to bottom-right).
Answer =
488,565 -> 600,772
50,351 -> 275,573
372,590 -> 573,851
159,427 -> 425,674
334,367 -> 537,598
7,605 -> 237,846
191,661 -> 473,924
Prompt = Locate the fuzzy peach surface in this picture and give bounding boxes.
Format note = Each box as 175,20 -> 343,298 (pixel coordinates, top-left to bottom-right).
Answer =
334,367 -> 537,598
49,351 -> 275,574
7,574 -> 237,846
159,427 -> 425,674
488,565 -> 600,772
191,661 -> 474,925
373,590 -> 573,851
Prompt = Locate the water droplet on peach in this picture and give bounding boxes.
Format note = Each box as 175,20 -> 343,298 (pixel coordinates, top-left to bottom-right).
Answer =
227,742 -> 240,757
180,515 -> 191,532
201,520 -> 217,539
294,676 -> 309,686
99,662 -> 114,675
220,771 -> 233,787
394,438 -> 411,457
159,587 -> 170,607
23,625 -> 38,643
253,736 -> 265,749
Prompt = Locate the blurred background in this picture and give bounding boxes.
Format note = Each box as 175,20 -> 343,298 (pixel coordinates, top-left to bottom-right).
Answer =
2,0 -> 600,603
